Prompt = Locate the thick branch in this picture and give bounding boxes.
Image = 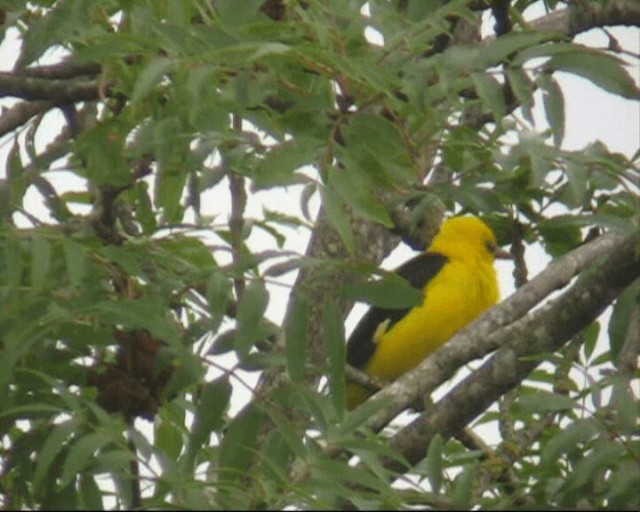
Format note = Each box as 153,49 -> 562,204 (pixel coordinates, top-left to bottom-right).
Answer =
0,73 -> 101,102
529,0 -> 640,37
386,232 -> 640,469
17,61 -> 103,80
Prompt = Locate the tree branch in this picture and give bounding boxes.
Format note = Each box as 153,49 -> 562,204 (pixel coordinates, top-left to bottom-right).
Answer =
528,0 -> 640,37
0,73 -> 101,102
229,173 -> 248,300
16,61 -> 102,80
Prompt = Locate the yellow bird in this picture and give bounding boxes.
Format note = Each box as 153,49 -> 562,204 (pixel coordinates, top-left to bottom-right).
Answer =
346,216 -> 510,409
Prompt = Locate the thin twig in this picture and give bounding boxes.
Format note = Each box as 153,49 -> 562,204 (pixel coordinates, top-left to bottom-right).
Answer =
127,428 -> 142,509
229,115 -> 248,300
617,306 -> 640,378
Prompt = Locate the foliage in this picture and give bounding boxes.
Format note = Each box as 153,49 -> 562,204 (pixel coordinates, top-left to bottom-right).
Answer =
0,0 -> 638,509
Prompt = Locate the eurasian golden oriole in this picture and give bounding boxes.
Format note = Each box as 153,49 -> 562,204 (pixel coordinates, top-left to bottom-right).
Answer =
346,216 -> 510,409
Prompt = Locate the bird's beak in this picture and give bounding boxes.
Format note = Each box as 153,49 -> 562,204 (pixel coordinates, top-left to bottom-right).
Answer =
493,246 -> 512,260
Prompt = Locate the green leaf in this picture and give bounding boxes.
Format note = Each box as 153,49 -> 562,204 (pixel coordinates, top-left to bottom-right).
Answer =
62,238 -> 86,287
537,73 -> 565,147
131,57 -> 175,104
0,402 -> 65,419
524,144 -> 552,190
472,72 -> 506,121
566,440 -> 624,491
562,162 -> 588,208
3,232 -> 23,287
506,67 -> 534,106
407,0 -> 439,20
79,474 -> 103,510
156,416 -> 184,461
20,0 -> 91,66
541,419 -> 599,469
323,302 -> 346,415
610,378 -> 639,434
93,296 -> 180,346
607,460 -> 640,509
262,405 -> 306,458
537,217 -> 583,257
0,182 -> 11,222
339,394 -> 392,434
253,221 -> 286,248
328,167 -> 394,228
191,379 -> 232,451
98,244 -> 144,277
6,137 -> 28,208
206,270 -> 232,333
94,449 -> 136,476
322,184 -> 356,255
344,274 -> 423,309
339,114 -> 414,187
545,49 -> 640,100
163,348 -> 203,398
609,280 -> 639,361
209,329 -> 237,355
33,420 -> 77,491
312,457 -> 387,495
218,404 -> 264,479
453,463 -> 477,509
235,279 -> 269,358
130,181 -> 156,235
425,434 -> 443,494
30,234 -> 52,289
252,140 -> 314,189
251,42 -> 292,61
514,390 -> 576,414
258,429 -> 294,486
77,123 -> 130,186
476,31 -> 555,69
285,294 -> 309,383
60,431 -> 110,488
582,321 -> 600,362
216,0 -> 263,26
155,171 -> 187,224
153,116 -> 188,222
159,236 -> 216,271
45,482 -> 79,511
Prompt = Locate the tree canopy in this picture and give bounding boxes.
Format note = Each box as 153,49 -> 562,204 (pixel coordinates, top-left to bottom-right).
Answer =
0,0 -> 639,509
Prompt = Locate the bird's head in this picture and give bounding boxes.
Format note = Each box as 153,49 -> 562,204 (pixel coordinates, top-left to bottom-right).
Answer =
429,216 -> 511,262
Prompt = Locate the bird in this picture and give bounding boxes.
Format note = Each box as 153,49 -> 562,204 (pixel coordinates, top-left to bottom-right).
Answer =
345,216 -> 511,409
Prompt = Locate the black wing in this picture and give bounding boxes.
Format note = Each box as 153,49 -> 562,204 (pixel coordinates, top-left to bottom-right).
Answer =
346,252 -> 447,369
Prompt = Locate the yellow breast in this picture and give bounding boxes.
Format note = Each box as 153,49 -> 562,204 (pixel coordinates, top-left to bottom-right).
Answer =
365,257 -> 498,380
